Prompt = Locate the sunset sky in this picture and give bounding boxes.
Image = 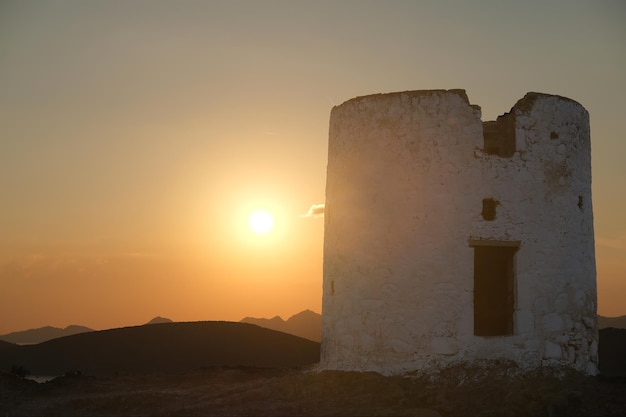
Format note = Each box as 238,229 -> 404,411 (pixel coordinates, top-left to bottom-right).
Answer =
1,1 -> 625,335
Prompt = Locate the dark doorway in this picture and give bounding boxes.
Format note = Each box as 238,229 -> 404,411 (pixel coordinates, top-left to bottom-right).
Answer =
473,245 -> 517,336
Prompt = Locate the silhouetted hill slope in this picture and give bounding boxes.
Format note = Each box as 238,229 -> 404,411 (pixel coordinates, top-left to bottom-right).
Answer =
0,340 -> 17,350
599,327 -> 626,377
241,310 -> 321,342
0,321 -> 320,377
145,316 -> 173,325
0,325 -> 93,345
599,315 -> 626,329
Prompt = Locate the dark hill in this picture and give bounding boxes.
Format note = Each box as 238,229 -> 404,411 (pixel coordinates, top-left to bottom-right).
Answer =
0,325 -> 93,345
241,310 -> 321,342
0,321 -> 319,377
599,327 -> 626,378
0,340 -> 17,350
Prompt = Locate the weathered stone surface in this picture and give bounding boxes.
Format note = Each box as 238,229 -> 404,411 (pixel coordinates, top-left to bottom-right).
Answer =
543,313 -> 565,333
545,340 -> 563,359
321,89 -> 598,376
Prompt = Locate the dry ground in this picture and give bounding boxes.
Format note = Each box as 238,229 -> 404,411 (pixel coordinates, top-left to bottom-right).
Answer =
2,364 -> 625,416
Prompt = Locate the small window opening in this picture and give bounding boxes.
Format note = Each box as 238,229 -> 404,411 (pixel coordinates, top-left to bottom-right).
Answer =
469,241 -> 519,336
578,195 -> 584,211
482,112 -> 516,157
550,131 -> 559,140
481,198 -> 498,221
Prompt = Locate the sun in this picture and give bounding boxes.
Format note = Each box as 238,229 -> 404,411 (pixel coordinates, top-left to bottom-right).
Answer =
248,210 -> 275,235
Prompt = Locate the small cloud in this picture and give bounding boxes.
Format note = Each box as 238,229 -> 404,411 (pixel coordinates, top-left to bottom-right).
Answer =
301,203 -> 325,219
95,257 -> 108,265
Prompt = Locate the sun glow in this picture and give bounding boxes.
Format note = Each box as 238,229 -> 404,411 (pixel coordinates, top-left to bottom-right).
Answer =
248,210 -> 275,235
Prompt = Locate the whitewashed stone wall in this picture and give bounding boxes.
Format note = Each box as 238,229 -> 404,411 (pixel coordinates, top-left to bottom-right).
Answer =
321,90 -> 597,375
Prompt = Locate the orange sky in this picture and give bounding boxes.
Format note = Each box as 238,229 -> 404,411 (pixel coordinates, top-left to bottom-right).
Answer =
1,1 -> 625,334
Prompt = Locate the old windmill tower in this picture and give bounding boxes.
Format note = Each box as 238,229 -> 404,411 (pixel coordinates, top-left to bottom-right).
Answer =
321,90 -> 598,375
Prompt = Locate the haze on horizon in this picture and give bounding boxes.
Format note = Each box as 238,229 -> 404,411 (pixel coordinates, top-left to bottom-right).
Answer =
1,0 -> 625,335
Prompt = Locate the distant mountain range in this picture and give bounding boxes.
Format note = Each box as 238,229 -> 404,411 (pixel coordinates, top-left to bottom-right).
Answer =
598,315 -> 626,330
2,312 -> 622,346
240,310 -> 321,342
0,317 -> 172,345
0,325 -> 94,345
145,316 -> 173,325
